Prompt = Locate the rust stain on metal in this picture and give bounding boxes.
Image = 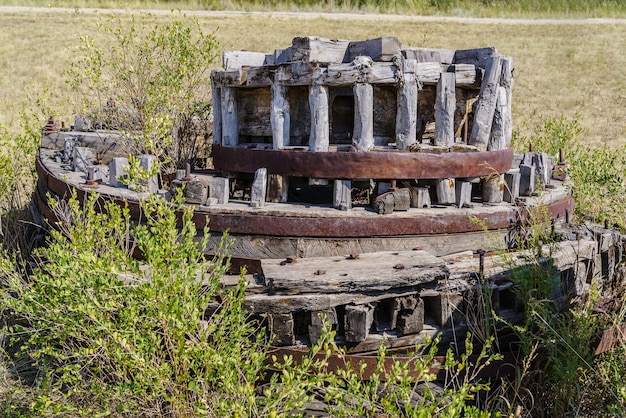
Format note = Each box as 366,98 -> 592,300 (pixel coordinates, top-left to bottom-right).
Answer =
213,145 -> 514,180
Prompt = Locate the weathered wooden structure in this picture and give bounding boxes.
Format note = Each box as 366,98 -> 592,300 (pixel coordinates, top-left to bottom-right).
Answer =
37,36 -> 606,355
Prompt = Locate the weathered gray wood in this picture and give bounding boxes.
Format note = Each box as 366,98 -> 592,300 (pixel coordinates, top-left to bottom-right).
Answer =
448,63 -> 478,86
72,146 -> 93,173
533,153 -> 551,188
415,62 -> 442,84
453,47 -> 497,69
309,68 -> 330,152
455,181 -> 472,208
345,304 -> 375,342
211,75 -> 222,145
138,154 -> 158,194
108,157 -> 128,188
347,37 -> 401,62
261,250 -> 445,296
425,292 -> 464,327
488,86 -> 508,151
291,36 -> 351,63
402,47 -> 455,64
500,57 -> 514,148
373,189 -> 411,214
395,59 -> 418,150
271,69 -> 290,149
309,309 -> 338,344
222,50 -> 267,70
396,297 -> 424,335
277,62 -> 315,86
469,55 -> 502,151
220,87 -> 239,147
324,61 -> 397,86
436,179 -> 456,205
434,72 -> 456,147
333,180 -> 352,211
503,171 -> 520,203
171,179 -> 208,205
250,168 -> 268,207
410,186 -> 431,208
519,164 -> 536,196
273,47 -> 294,64
268,313 -> 295,346
268,174 -> 288,203
352,83 -> 375,151
482,174 -> 504,203
211,177 -> 229,204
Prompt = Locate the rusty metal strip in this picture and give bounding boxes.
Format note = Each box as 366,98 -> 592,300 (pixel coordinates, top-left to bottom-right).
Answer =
37,155 -> 574,239
265,346 -> 518,381
213,145 -> 514,179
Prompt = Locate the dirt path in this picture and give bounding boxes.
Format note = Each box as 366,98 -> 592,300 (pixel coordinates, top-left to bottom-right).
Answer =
1,5 -> 626,25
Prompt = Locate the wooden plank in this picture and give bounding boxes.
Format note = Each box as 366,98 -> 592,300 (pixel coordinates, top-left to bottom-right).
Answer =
396,59 -> 418,150
469,55 -> 502,151
309,68 -> 330,152
324,61 -> 398,85
352,83 -> 375,151
453,46 -> 497,69
222,50 -> 267,70
220,87 -> 238,147
347,36 -> 401,62
278,62 -> 315,86
402,47 -> 455,64
500,57 -> 514,148
211,74 -> 222,145
434,72 -> 456,148
291,36 -> 351,63
271,68 -> 290,149
273,47 -> 294,64
244,66 -> 274,87
415,62 -> 442,84
448,63 -> 478,86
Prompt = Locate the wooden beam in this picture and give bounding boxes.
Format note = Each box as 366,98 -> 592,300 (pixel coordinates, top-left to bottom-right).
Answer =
223,50 -> 267,70
211,72 -> 222,145
309,68 -> 330,152
500,57 -> 514,148
220,87 -> 238,147
402,47 -> 455,64
396,59 -> 418,150
469,55 -> 503,151
434,72 -> 456,148
453,46 -> 497,69
352,83 -> 375,151
347,37 -> 401,62
271,68 -> 290,149
291,36 -> 351,63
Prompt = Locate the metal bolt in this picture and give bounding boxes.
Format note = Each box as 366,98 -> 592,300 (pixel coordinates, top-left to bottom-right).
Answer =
348,253 -> 360,260
85,167 -> 99,187
529,143 -> 533,152
559,148 -> 565,164
393,263 -> 405,270
314,269 -> 326,275
286,255 -> 297,264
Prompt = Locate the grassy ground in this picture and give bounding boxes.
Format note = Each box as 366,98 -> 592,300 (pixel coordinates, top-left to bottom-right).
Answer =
1,9 -> 625,148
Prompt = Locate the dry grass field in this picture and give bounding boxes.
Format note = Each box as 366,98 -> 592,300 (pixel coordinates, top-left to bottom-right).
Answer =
1,8 -> 625,147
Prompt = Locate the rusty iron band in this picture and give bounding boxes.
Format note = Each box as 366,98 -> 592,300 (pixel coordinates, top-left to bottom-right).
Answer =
213,145 -> 514,179
37,154 -> 573,239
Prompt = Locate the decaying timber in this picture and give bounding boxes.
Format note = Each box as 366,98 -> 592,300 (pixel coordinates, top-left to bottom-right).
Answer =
36,36 -> 612,357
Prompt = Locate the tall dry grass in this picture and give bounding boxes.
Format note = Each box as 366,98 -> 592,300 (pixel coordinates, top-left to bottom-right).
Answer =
0,10 -> 625,147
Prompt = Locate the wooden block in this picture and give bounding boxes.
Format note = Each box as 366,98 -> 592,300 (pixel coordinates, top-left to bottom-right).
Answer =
271,69 -> 290,150
347,37 -> 401,62
393,296 -> 424,335
333,180 -> 352,210
434,72 -> 456,148
533,153 -> 551,188
73,146 -> 93,172
487,86 -> 508,151
435,178 -> 456,205
410,186 -> 431,208
373,190 -> 410,214
171,179 -> 208,205
455,181 -> 472,208
309,68 -> 330,152
309,308 -> 338,344
427,292 -> 464,327
453,46 -> 497,69
269,313 -> 295,346
291,36 -> 351,64
415,61 -> 443,84
519,164 -> 535,196
63,136 -> 78,162
250,168 -> 267,207
222,50 -> 267,70
268,174 -> 288,203
138,154 -> 158,194
503,172 -> 520,203
211,177 -> 230,204
352,83 -> 374,151
109,157 -> 128,188
482,174 -> 504,203
344,304 -> 374,343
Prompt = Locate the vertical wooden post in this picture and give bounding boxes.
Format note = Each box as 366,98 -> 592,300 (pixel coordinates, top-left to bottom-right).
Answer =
482,174 -> 504,203
396,59 -> 418,150
352,83 -> 374,151
434,72 -> 456,148
250,168 -> 268,207
500,57 -> 514,148
309,68 -> 329,152
436,178 -> 456,205
271,68 -> 290,149
455,181 -> 472,208
469,55 -> 502,151
333,180 -> 352,210
211,71 -> 222,145
268,174 -> 289,203
488,86 -> 508,151
221,87 -> 239,147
